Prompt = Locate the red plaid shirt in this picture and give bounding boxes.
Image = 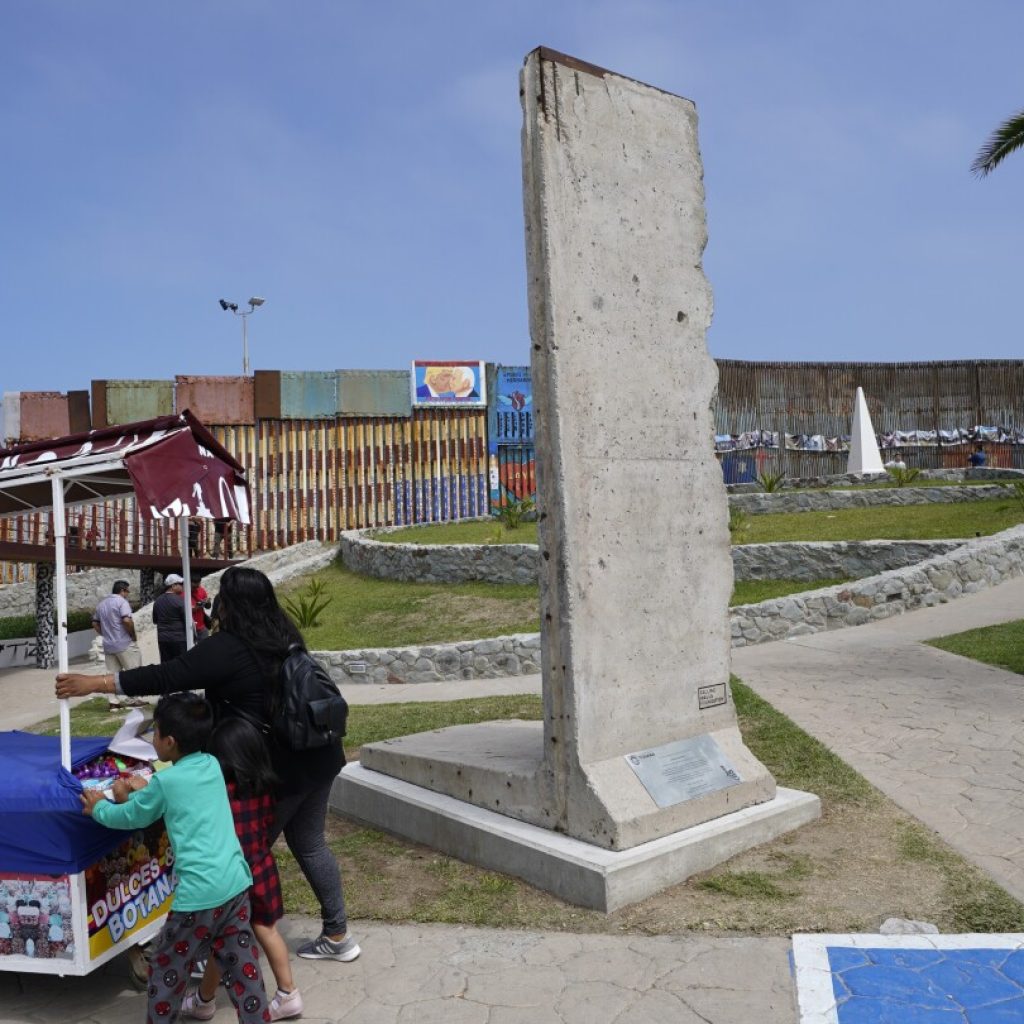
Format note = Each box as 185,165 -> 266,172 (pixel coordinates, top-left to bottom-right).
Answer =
227,782 -> 283,926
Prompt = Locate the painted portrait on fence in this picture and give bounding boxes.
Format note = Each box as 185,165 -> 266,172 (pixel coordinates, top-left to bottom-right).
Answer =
411,361 -> 486,407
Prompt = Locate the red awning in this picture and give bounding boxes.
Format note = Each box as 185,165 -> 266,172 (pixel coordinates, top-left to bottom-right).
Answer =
0,410 -> 251,522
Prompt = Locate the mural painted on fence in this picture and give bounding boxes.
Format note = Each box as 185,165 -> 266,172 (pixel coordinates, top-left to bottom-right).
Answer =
411,362 -> 486,408
487,366 -> 536,514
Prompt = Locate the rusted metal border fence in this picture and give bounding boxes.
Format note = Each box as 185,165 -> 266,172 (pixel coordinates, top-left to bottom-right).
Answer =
714,359 -> 1024,476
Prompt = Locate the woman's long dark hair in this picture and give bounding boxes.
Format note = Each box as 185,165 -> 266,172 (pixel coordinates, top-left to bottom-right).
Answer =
216,566 -> 303,652
215,566 -> 305,709
208,717 -> 279,799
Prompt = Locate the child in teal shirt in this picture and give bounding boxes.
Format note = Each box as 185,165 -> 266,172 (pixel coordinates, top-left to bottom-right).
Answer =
82,692 -> 270,1024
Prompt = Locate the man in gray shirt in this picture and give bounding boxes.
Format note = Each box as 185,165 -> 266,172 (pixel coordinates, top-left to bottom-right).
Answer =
92,580 -> 145,709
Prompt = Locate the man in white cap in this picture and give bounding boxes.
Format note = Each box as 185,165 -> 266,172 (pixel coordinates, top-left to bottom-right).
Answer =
152,573 -> 188,663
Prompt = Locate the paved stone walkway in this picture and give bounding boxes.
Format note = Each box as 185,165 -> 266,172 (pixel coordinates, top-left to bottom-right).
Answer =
732,575 -> 1024,904
0,920 -> 795,1024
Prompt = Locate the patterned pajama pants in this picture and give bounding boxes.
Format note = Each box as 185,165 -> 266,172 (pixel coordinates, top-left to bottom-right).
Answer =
146,890 -> 269,1024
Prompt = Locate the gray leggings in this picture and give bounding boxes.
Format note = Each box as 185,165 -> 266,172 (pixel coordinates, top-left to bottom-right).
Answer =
271,779 -> 348,934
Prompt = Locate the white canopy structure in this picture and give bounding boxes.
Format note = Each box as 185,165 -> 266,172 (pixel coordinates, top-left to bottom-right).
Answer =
0,411 -> 251,768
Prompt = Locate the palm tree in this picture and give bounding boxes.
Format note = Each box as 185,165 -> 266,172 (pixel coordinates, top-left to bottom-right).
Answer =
972,109 -> 1024,176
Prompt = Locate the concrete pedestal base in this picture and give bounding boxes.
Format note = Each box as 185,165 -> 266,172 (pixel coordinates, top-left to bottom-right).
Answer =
358,719 -> 778,850
332,762 -> 821,911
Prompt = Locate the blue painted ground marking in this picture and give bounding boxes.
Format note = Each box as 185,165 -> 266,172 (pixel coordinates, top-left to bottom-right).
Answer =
792,934 -> 1024,1024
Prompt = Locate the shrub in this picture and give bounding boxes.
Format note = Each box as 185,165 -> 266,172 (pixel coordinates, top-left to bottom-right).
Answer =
887,466 -> 921,487
0,609 -> 95,640
756,470 -> 786,493
282,577 -> 333,629
497,496 -> 536,530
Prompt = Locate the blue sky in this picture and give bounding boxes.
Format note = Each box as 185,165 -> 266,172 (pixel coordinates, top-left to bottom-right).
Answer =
2,1 -> 1022,394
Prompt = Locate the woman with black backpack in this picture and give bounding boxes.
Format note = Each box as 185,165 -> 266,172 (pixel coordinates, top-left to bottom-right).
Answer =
56,566 -> 359,966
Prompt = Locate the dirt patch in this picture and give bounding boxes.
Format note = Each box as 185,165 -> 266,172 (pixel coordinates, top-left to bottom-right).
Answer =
276,790 -> 1021,936
434,593 -> 539,628
358,593 -> 538,640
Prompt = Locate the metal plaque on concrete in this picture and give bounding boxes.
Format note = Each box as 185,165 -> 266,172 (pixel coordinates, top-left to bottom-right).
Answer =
625,735 -> 742,808
698,683 -> 728,710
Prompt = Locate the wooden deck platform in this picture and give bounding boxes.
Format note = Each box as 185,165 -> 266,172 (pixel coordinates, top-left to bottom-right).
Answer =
0,540 -> 239,574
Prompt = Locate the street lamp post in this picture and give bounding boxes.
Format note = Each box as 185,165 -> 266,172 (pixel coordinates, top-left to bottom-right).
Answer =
218,297 -> 265,375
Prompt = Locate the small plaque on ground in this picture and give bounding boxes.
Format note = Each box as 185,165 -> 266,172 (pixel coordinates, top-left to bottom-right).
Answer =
625,734 -> 742,807
697,683 -> 727,710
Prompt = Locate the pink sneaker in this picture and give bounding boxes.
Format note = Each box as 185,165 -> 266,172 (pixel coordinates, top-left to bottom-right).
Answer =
181,989 -> 217,1021
269,987 -> 304,1021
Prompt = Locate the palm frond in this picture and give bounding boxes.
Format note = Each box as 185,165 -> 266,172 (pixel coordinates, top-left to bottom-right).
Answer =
971,109 -> 1024,177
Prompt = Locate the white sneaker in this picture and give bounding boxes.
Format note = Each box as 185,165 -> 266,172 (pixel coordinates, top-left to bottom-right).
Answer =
269,987 -> 304,1020
181,988 -> 217,1021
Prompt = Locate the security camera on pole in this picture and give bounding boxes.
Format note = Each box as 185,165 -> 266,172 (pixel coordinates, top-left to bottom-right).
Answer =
218,296 -> 265,375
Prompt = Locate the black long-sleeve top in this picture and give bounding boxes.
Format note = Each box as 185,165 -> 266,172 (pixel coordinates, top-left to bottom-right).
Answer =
119,631 -> 344,795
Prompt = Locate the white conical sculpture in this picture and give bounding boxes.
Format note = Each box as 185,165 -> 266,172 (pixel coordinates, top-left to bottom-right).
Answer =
847,386 -> 885,474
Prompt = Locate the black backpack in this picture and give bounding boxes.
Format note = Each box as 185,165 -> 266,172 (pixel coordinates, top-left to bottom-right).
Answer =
273,645 -> 349,750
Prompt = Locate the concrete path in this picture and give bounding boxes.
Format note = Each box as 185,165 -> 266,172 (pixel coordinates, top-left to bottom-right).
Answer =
0,650 -> 542,733
732,575 -> 1024,903
0,920 -> 795,1024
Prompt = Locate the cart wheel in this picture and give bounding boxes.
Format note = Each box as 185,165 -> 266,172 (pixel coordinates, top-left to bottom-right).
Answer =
126,942 -> 151,990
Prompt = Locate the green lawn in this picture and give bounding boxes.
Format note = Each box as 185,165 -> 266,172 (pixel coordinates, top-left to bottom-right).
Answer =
926,620 -> 1024,676
376,521 -> 539,545
732,578 -> 847,605
738,498 -> 1023,544
380,498 -> 1023,547
277,565 -> 845,650
279,563 -> 540,648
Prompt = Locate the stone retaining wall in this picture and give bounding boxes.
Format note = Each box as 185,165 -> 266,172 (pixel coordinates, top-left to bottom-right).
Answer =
339,528 -> 537,584
320,526 -> 1024,683
0,568 -> 142,619
730,525 -> 1024,646
732,540 -> 964,581
340,529 -> 962,586
313,633 -> 542,686
730,484 -> 1009,516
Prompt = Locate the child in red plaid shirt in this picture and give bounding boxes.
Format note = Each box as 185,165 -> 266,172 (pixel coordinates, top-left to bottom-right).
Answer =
183,719 -> 302,1022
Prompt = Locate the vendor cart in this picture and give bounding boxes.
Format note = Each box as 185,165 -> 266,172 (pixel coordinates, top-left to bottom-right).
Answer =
0,411 -> 250,977
0,730 -> 174,975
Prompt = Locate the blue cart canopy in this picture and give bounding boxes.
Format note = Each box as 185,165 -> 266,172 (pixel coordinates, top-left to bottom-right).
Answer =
0,732 -> 133,875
